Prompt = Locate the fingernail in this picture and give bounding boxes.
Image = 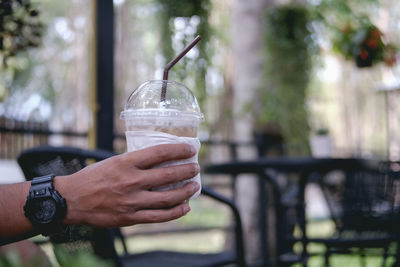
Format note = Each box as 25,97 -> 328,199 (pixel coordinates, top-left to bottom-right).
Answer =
195,164 -> 200,173
183,204 -> 191,214
192,182 -> 200,191
189,145 -> 196,155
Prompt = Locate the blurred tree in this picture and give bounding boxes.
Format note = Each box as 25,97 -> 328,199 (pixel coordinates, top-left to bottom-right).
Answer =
256,4 -> 315,156
0,0 -> 43,101
231,0 -> 270,263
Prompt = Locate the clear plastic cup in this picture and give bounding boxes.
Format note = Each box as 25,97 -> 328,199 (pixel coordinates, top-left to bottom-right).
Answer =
120,80 -> 204,198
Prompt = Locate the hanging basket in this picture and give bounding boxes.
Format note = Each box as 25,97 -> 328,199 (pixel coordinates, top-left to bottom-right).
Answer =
333,22 -> 397,68
355,54 -> 373,68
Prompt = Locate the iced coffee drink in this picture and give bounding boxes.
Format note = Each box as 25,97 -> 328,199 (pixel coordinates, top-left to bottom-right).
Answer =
120,80 -> 203,198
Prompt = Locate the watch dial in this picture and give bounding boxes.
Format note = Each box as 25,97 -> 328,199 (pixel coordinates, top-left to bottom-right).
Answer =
32,198 -> 57,222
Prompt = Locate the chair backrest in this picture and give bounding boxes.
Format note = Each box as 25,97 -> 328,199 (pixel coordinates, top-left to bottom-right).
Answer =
17,145 -> 122,265
314,160 -> 400,233
273,158 -> 400,264
18,146 -> 115,179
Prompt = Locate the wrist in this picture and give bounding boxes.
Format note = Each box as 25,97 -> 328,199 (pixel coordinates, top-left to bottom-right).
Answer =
53,175 -> 79,225
17,182 -> 33,231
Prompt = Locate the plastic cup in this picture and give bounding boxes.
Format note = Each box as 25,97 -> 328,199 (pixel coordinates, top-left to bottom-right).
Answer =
120,80 -> 204,198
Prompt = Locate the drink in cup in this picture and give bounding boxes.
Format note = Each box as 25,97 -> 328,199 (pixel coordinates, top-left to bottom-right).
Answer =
120,80 -> 204,198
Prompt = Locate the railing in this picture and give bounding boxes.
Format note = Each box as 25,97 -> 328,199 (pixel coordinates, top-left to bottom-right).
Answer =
0,117 -> 49,159
0,118 -> 262,177
0,116 -> 259,161
0,117 -> 88,159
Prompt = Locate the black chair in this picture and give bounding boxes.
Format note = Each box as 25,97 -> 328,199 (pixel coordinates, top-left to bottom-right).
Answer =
204,157 -> 400,267
17,145 -> 246,267
302,160 -> 400,267
270,158 -> 400,266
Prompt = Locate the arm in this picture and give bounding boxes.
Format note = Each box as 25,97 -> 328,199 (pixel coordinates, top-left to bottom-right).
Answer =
0,181 -> 35,244
0,143 -> 200,244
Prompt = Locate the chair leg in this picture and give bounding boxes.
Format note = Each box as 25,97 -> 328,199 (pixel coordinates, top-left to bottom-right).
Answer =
324,249 -> 330,267
381,245 -> 388,267
395,241 -> 400,267
360,249 -> 366,267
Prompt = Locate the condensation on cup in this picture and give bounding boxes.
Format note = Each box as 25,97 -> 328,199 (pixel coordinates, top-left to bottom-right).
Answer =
120,80 -> 204,199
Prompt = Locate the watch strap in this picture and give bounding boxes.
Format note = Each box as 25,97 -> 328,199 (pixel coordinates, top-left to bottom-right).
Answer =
31,174 -> 55,185
24,174 -> 67,236
29,174 -> 55,198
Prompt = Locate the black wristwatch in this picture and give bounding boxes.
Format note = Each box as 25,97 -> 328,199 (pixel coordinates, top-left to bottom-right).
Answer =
24,174 -> 67,236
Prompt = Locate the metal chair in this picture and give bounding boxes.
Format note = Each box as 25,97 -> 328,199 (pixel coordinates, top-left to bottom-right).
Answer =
204,157 -> 400,267
17,145 -> 246,267
304,160 -> 400,266
270,158 -> 400,266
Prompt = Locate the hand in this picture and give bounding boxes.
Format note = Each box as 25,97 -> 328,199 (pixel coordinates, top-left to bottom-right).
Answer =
54,144 -> 200,228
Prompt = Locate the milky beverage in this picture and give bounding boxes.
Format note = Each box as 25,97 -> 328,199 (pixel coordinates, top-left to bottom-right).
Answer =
121,80 -> 203,198
128,125 -> 197,137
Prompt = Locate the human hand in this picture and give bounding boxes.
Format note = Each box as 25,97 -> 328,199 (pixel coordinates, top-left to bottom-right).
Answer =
54,144 -> 200,228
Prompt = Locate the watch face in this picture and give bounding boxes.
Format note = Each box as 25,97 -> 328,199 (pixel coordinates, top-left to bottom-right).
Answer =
31,198 -> 57,223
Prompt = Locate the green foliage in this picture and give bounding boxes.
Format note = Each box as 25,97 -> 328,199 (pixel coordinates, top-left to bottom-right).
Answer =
0,245 -> 114,267
259,4 -> 315,155
178,198 -> 230,227
0,248 -> 50,267
53,245 -> 115,267
316,128 -> 329,135
0,249 -> 21,267
0,0 -> 43,65
0,0 -> 43,101
158,0 -> 206,18
311,0 -> 379,22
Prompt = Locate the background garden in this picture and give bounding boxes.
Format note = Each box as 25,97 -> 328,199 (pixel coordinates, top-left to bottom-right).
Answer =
1,0 -> 400,266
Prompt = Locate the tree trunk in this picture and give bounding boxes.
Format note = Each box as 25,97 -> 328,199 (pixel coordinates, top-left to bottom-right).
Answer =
231,0 -> 269,263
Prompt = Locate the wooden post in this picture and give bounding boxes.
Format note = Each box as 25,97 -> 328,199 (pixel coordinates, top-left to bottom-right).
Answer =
88,0 -> 98,150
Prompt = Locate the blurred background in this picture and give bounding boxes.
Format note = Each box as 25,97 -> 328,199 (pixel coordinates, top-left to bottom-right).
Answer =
1,0 -> 400,266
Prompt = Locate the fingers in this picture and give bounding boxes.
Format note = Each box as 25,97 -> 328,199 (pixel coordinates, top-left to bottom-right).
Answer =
128,144 -> 197,169
136,181 -> 200,210
139,163 -> 200,189
133,203 -> 191,224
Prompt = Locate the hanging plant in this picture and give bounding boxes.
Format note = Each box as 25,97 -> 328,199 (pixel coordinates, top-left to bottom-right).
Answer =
310,0 -> 397,68
257,4 -> 315,155
332,20 -> 397,68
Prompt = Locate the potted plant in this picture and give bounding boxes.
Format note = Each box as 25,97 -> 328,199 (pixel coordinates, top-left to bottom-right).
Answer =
332,20 -> 397,68
310,128 -> 333,158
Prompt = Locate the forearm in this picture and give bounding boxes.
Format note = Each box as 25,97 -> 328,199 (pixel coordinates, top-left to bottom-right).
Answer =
0,182 -> 37,245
